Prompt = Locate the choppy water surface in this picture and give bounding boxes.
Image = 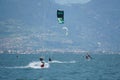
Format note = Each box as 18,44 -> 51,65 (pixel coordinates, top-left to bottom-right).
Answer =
0,53 -> 120,80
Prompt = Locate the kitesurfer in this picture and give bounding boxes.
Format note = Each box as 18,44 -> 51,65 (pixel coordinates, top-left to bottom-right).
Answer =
86,53 -> 92,59
39,57 -> 45,68
40,61 -> 45,68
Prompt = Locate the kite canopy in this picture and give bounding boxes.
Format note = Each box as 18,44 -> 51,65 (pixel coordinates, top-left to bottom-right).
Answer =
57,10 -> 64,24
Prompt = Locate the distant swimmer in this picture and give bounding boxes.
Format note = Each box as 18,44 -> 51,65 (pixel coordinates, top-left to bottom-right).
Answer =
16,55 -> 18,59
49,58 -> 52,62
86,53 -> 92,60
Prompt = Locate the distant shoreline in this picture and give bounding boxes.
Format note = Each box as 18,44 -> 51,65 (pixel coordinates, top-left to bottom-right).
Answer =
0,49 -> 119,54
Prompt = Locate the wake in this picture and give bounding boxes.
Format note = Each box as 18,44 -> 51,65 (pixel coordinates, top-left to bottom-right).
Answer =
1,60 -> 76,69
49,60 -> 76,64
3,61 -> 49,69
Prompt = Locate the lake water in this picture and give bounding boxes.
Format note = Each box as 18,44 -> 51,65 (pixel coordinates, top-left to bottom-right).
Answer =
0,53 -> 120,80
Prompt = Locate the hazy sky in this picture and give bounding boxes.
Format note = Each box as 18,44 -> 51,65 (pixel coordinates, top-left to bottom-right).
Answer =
0,0 -> 120,52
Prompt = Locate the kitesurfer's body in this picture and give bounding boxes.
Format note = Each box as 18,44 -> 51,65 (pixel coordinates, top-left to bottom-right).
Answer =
40,61 -> 45,68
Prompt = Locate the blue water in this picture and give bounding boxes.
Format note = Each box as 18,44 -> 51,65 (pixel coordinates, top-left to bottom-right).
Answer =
0,53 -> 120,80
